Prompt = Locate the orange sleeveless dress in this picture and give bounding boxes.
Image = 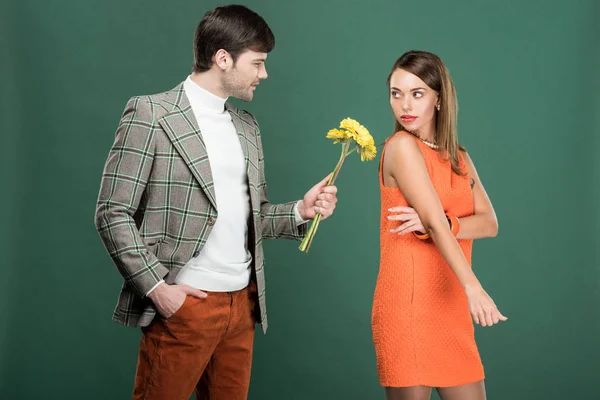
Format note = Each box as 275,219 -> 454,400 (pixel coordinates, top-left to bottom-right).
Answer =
372,131 -> 485,387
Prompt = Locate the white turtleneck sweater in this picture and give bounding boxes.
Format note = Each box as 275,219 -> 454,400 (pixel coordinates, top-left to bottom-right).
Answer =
147,76 -> 306,294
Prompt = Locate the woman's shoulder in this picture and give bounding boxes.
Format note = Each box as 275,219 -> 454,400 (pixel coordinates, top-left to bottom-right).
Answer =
383,131 -> 425,168
386,130 -> 419,151
387,130 -> 432,158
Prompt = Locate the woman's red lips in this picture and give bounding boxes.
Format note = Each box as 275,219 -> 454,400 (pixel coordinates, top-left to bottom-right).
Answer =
401,115 -> 417,122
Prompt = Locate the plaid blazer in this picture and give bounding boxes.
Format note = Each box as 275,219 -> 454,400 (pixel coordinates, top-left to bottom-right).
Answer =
94,82 -> 306,333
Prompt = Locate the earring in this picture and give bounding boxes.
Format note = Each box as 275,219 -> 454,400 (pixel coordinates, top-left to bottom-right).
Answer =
436,104 -> 441,111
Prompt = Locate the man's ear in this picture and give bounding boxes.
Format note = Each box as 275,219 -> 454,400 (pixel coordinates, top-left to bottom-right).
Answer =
213,49 -> 232,70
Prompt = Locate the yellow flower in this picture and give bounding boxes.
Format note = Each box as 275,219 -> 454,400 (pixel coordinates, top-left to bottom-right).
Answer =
299,116 -> 378,253
339,118 -> 364,135
356,132 -> 375,148
359,143 -> 377,161
336,118 -> 377,161
327,118 -> 375,151
326,128 -> 352,144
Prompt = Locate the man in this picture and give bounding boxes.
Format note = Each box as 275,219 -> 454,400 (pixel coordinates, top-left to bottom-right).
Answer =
94,5 -> 338,399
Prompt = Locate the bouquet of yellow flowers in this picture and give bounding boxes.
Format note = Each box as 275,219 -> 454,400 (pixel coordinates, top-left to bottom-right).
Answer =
299,118 -> 377,253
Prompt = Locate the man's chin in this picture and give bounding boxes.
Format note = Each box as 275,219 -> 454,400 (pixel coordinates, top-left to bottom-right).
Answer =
232,91 -> 254,102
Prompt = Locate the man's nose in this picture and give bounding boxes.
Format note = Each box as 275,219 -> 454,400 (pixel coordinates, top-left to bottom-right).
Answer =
259,66 -> 268,80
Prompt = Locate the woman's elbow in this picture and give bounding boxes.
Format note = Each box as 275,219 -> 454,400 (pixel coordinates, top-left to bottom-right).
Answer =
423,215 -> 451,234
488,216 -> 499,237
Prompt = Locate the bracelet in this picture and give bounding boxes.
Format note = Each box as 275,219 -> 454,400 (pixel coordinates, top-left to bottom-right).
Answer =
412,213 -> 460,240
446,213 -> 460,237
412,230 -> 430,240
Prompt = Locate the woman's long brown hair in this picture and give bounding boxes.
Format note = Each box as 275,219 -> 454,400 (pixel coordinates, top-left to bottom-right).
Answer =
388,50 -> 466,175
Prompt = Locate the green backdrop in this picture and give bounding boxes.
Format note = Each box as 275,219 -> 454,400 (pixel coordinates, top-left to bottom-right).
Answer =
1,0 -> 598,399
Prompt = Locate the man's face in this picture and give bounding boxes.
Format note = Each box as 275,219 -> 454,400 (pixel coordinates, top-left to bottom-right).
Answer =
222,50 -> 268,102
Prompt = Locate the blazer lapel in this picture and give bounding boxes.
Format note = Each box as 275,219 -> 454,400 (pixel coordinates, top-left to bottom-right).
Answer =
158,84 -> 218,211
226,104 -> 262,215
227,105 -> 251,177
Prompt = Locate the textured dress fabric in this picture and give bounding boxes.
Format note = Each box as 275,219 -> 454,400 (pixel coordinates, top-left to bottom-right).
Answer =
372,131 -> 484,387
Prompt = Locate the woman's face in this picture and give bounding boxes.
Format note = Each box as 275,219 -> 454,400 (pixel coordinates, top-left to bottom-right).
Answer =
389,68 -> 439,137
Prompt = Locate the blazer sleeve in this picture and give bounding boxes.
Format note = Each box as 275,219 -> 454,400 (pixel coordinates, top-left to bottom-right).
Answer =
94,97 -> 168,297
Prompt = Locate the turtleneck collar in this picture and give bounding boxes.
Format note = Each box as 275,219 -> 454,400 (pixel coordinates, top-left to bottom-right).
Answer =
184,75 -> 227,113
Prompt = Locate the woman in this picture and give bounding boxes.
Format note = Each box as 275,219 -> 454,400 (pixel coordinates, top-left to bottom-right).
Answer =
372,50 -> 507,400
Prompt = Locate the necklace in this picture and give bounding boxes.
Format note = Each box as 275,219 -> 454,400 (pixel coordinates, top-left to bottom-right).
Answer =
407,130 -> 439,149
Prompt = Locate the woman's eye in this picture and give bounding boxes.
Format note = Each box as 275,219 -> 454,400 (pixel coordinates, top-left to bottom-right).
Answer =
391,92 -> 400,98
413,92 -> 423,98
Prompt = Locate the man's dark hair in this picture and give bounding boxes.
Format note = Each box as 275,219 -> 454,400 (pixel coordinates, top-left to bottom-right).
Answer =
193,5 -> 275,72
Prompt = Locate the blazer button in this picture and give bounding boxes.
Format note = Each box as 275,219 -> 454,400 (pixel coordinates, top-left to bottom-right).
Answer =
207,217 -> 216,226
192,250 -> 200,258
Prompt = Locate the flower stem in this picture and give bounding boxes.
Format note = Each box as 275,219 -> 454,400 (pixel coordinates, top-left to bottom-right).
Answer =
345,147 -> 357,157
329,142 -> 349,186
299,142 -> 349,253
